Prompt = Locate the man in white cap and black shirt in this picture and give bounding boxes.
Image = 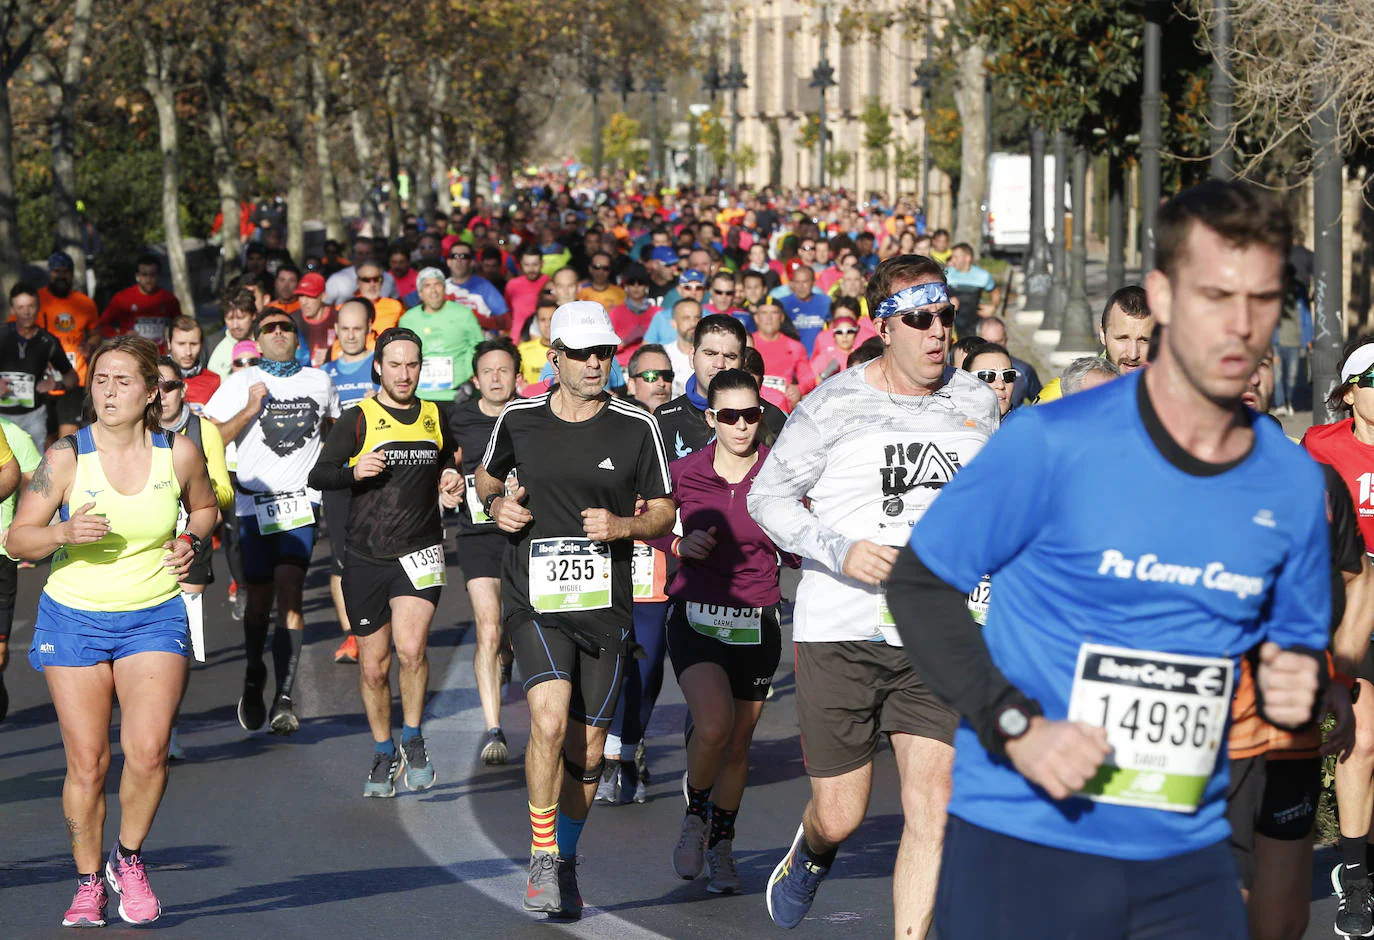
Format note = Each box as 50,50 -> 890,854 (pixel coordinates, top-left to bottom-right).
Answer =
475,300 -> 675,919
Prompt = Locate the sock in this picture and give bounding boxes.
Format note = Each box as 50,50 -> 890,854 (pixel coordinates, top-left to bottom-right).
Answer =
273,628 -> 304,697
802,834 -> 837,870
708,803 -> 738,847
1344,833 -> 1369,877
401,724 -> 421,744
77,873 -> 99,884
686,783 -> 711,821
530,803 -> 558,856
243,611 -> 270,675
603,732 -> 622,761
116,841 -> 140,860
556,810 -> 587,859
374,738 -> 396,756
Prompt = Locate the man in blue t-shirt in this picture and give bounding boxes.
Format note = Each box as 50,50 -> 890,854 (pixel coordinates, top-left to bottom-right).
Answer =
944,243 -> 998,338
776,266 -> 831,355
888,181 -> 1329,939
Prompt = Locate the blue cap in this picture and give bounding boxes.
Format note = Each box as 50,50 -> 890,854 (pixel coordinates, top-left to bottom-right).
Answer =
650,246 -> 677,265
48,251 -> 74,271
679,269 -> 707,286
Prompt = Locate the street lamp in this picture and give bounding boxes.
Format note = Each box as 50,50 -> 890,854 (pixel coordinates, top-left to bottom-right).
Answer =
585,72 -> 604,179
809,4 -> 836,189
721,45 -> 748,188
913,0 -> 936,221
613,67 -> 635,112
643,74 -> 666,182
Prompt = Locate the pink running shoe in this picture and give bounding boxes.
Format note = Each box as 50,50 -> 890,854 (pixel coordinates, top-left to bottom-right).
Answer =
62,875 -> 107,927
105,846 -> 161,924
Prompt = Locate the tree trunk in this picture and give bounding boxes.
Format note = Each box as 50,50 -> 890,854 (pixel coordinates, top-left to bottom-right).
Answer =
951,41 -> 986,248
1106,153 -> 1126,294
1023,125 -> 1051,310
1039,130 -> 1070,337
137,33 -> 193,314
431,120 -> 451,216
310,54 -> 345,243
203,40 -> 242,284
286,61 -> 309,264
33,0 -> 93,288
1057,144 -> 1097,353
383,73 -> 402,236
0,80 -> 22,301
767,118 -> 783,189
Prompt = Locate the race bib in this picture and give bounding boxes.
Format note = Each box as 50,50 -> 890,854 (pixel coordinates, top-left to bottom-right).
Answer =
419,356 -> 454,391
399,544 -> 447,589
134,317 -> 165,342
252,489 -> 313,534
685,602 -> 762,645
762,375 -> 787,392
968,575 -> 992,626
632,544 -> 656,599
0,371 -> 35,408
66,351 -> 79,368
529,538 -> 612,612
464,474 -> 493,525
1066,643 -> 1233,813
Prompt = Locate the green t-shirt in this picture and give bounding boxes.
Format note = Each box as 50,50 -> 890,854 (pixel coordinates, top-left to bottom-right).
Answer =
398,301 -> 484,402
1,415 -> 41,532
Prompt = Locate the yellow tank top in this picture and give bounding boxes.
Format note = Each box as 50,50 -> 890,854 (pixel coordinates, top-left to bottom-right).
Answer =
45,427 -> 181,612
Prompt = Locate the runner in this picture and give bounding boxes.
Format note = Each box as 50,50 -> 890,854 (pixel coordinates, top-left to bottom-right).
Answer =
1,283 -> 79,453
750,256 -> 998,936
654,314 -> 748,460
98,253 -> 182,347
207,290 -> 257,378
37,252 -> 99,440
1036,285 -> 1154,403
662,368 -> 800,894
204,306 -> 339,734
311,327 -> 463,797
354,260 -> 404,336
0,416 -> 27,721
166,316 -> 220,413
320,299 -> 379,665
963,343 -> 1019,419
887,180 -> 1327,938
751,300 -> 814,412
446,337 -> 520,764
475,300 -> 673,918
9,334 -> 216,927
399,268 -> 483,405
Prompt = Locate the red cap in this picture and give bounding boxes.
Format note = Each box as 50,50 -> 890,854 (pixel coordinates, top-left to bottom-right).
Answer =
297,272 -> 326,298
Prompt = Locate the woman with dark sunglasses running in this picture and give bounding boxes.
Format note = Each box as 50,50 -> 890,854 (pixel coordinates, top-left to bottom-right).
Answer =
963,342 -> 1019,418
659,368 -> 801,895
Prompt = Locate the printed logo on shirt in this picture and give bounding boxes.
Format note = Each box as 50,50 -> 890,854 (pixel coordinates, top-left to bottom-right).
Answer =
880,441 -> 960,515
260,397 -> 323,457
1097,549 -> 1266,600
675,431 -> 691,459
1252,509 -> 1276,528
1359,472 -> 1374,508
598,457 -> 616,471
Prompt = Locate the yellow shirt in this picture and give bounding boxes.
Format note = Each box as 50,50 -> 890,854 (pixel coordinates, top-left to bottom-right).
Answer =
517,339 -> 550,384
577,284 -> 626,309
1034,377 -> 1063,404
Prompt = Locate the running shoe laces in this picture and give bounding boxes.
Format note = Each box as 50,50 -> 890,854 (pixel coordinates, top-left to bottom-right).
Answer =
63,876 -> 107,927
1338,873 -> 1374,938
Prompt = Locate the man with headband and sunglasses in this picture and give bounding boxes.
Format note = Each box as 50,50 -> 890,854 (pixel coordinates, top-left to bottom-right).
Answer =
205,306 -> 340,735
476,300 -> 674,919
750,257 -> 999,935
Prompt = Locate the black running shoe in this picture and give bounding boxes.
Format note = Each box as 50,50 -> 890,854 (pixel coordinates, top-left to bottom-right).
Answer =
237,669 -> 267,732
634,739 -> 651,786
268,694 -> 299,735
523,853 -> 561,914
1337,866 -> 1374,937
480,727 -> 508,765
0,673 -> 8,723
555,856 -> 583,919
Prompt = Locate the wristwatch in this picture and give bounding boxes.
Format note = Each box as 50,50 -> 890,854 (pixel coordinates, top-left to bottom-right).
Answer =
483,492 -> 501,516
177,532 -> 204,556
994,697 -> 1043,745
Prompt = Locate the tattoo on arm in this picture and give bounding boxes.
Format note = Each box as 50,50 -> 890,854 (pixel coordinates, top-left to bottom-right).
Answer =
28,437 -> 72,498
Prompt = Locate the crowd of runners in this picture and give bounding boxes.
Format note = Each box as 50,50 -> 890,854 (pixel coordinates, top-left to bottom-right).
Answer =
5,176 -> 1372,939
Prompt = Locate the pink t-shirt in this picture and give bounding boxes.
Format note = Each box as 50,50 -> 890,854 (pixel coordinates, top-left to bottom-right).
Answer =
506,274 -> 549,339
752,332 -> 816,411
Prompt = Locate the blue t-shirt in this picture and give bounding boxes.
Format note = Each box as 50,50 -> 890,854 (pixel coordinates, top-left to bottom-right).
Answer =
320,353 -> 377,409
909,371 -> 1329,861
777,290 -> 831,354
945,264 -> 996,293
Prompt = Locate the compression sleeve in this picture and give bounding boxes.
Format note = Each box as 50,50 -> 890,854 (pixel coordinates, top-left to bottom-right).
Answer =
199,419 -> 235,515
308,407 -> 363,491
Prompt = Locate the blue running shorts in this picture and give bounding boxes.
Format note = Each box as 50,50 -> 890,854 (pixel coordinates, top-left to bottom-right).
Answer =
29,592 -> 190,671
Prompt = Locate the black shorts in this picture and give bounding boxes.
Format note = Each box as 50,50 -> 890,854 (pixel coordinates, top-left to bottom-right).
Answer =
322,488 -> 351,577
51,392 -> 85,429
180,531 -> 216,586
1226,755 -> 1321,889
342,548 -> 444,638
456,529 -> 505,582
666,601 -> 781,701
0,552 -> 15,640
794,640 -> 958,777
507,611 -> 628,728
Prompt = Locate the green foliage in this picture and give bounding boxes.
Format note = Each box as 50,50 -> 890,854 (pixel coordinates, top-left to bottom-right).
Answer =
795,112 -> 821,152
735,144 -> 759,173
698,104 -> 728,173
860,98 -> 893,171
893,141 -> 922,191
825,149 -> 854,181
602,111 -> 648,173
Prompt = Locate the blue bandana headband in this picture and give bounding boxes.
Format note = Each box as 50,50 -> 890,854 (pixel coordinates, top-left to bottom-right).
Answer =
873,282 -> 949,320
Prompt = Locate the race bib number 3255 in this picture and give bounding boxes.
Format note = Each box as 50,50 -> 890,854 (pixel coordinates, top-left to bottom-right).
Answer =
1066,643 -> 1233,813
529,538 -> 612,612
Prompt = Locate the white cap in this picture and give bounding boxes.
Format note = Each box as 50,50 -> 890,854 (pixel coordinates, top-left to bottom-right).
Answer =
1341,341 -> 1374,383
549,301 -> 620,349
415,266 -> 446,288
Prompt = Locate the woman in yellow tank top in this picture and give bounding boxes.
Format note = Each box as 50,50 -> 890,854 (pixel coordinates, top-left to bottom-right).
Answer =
7,335 -> 217,928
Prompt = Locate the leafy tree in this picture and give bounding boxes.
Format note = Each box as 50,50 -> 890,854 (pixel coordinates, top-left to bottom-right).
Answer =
602,111 -> 648,173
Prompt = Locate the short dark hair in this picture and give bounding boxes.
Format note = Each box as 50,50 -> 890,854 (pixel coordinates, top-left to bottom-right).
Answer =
9,282 -> 37,303
952,335 -> 988,362
472,337 -> 521,377
169,314 -> 201,338
951,242 -> 975,255
742,270 -> 766,287
628,343 -> 669,375
743,348 -> 767,384
136,253 -> 162,272
224,289 -> 257,315
849,337 -> 886,366
157,355 -> 184,379
245,243 -> 266,257
865,254 -> 945,315
706,368 -> 760,407
1100,285 -> 1149,334
276,261 -> 300,278
964,342 -> 1011,373
1156,179 -> 1293,279
832,296 -> 862,318
693,313 -> 748,351
519,242 -> 543,260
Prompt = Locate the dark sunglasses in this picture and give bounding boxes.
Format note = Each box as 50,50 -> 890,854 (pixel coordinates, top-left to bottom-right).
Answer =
590,264 -> 611,271
709,406 -> 763,426
711,287 -> 734,295
800,243 -> 816,252
1356,373 -> 1374,389
897,306 -> 956,331
558,344 -> 617,362
975,368 -> 1020,384
159,379 -> 184,392
358,275 -> 383,284
633,368 -> 674,383
259,320 -> 298,335
233,357 -> 261,368
833,327 -> 859,336
450,253 -> 472,261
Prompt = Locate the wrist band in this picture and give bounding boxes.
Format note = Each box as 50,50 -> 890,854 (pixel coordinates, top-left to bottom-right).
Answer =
671,537 -> 682,558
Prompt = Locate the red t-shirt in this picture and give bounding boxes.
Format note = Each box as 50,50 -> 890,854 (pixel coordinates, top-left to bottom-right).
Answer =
99,285 -> 182,345
1302,418 -> 1374,552
505,274 -> 549,339
184,369 -> 221,410
752,332 -> 816,411
608,303 -> 663,366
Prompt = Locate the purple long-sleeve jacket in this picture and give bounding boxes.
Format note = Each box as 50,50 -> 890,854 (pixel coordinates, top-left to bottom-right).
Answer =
651,443 -> 801,607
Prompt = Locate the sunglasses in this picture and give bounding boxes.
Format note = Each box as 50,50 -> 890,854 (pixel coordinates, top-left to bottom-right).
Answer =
591,264 -> 611,271
233,357 -> 261,368
159,379 -> 184,392
1356,372 -> 1374,389
975,369 -> 1021,385
633,368 -> 674,383
896,306 -> 956,331
680,283 -> 704,291
800,244 -> 816,252
558,344 -> 617,362
259,320 -> 298,335
450,253 -> 472,261
833,327 -> 858,336
708,406 -> 763,426
358,275 -> 383,284
711,287 -> 734,295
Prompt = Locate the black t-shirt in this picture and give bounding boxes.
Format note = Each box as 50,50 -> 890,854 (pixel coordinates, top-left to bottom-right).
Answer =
481,393 -> 671,636
655,394 -> 713,459
309,398 -> 455,559
447,396 -> 501,534
1324,461 -> 1365,629
0,324 -> 73,414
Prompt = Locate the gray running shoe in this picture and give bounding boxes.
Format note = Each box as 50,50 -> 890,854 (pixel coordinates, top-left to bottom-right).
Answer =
480,727 -> 508,765
268,694 -> 299,734
555,856 -> 583,919
619,760 -> 647,804
363,749 -> 404,798
403,735 -> 436,790
673,813 -> 708,879
595,762 -> 621,804
706,839 -> 741,894
523,852 -> 561,914
166,728 -> 185,761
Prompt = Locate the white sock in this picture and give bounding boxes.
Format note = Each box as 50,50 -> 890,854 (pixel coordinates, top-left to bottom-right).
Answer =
603,733 -> 622,761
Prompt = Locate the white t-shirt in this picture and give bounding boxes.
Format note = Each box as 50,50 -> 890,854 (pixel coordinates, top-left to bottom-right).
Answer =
748,362 -> 1000,645
665,342 -> 692,398
204,364 -> 340,517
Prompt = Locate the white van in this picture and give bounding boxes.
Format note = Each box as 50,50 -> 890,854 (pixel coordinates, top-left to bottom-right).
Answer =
982,152 -> 1067,258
